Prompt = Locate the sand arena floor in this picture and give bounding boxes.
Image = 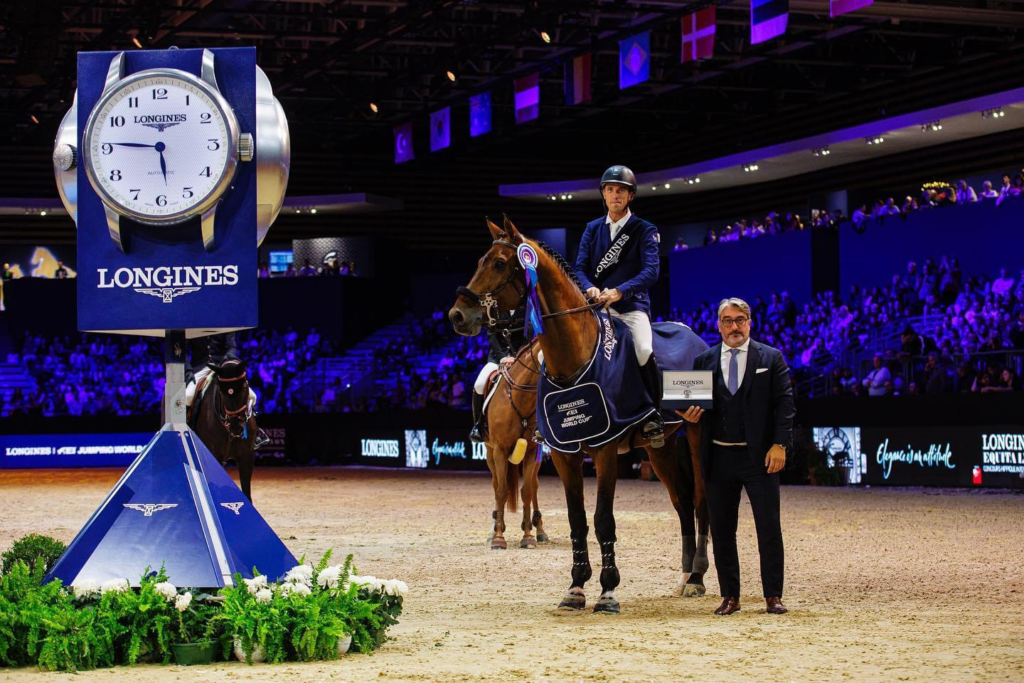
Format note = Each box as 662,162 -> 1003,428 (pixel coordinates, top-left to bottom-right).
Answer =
1,466 -> 1022,683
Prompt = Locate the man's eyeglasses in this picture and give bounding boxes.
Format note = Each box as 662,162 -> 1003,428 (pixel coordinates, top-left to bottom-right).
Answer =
719,317 -> 749,328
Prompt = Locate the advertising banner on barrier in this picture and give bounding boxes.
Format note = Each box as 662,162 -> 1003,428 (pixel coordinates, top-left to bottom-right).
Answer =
356,428 -> 490,471
0,433 -> 152,469
861,425 -> 1024,488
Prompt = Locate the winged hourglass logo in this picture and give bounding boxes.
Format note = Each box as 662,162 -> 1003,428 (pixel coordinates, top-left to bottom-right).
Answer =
123,503 -> 178,517
220,502 -> 245,515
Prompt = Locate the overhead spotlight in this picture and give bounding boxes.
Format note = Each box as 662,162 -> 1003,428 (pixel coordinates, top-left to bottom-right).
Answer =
812,146 -> 831,157
560,194 -> 567,200
369,102 -> 379,114
663,183 -> 671,189
651,185 -> 657,191
567,194 -> 572,199
40,210 -> 48,217
550,195 -> 557,201
132,36 -> 143,49
310,208 -> 317,214
865,135 -> 884,145
982,108 -> 1005,119
539,31 -> 552,44
446,70 -> 457,82
683,176 -> 701,185
742,163 -> 759,172
921,121 -> 942,132
294,208 -> 301,214
30,115 -> 39,124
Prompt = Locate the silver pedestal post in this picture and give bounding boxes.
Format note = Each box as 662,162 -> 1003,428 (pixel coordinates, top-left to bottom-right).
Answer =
163,330 -> 188,426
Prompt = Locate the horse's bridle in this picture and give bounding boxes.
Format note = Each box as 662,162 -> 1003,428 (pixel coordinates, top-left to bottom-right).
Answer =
456,238 -> 602,331
215,370 -> 252,440
455,239 -> 527,328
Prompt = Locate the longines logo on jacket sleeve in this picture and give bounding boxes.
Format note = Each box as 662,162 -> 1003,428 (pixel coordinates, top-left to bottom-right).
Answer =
96,265 -> 239,303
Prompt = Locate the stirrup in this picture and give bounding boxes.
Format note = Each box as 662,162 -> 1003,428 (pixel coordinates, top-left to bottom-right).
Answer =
469,423 -> 485,444
643,418 -> 665,448
254,428 -> 271,450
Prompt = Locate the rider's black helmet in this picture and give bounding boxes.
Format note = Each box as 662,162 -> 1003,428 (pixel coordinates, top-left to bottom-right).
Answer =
599,165 -> 637,194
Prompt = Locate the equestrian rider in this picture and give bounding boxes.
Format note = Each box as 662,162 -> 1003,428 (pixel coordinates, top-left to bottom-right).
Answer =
574,165 -> 665,446
184,332 -> 270,449
469,307 -> 527,443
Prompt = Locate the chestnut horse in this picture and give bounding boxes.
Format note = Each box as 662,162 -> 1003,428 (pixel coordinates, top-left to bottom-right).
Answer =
481,339 -> 549,550
191,359 -> 258,501
450,216 -> 709,614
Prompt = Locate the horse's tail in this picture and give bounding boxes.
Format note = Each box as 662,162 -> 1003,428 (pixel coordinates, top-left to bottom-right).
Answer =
506,460 -> 519,513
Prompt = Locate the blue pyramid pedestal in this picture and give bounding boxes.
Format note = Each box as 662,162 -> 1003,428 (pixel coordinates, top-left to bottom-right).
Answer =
46,424 -> 297,588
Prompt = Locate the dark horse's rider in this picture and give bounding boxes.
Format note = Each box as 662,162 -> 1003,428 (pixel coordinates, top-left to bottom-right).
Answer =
469,307 -> 527,443
185,332 -> 270,448
575,165 -> 665,446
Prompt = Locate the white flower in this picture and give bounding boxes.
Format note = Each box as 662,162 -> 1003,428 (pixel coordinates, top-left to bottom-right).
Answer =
255,588 -> 273,604
100,578 -> 130,594
175,592 -> 192,612
384,579 -> 408,597
280,582 -> 311,597
243,575 -> 268,595
317,566 -> 343,589
154,582 -> 177,600
284,565 -> 313,585
72,579 -> 100,599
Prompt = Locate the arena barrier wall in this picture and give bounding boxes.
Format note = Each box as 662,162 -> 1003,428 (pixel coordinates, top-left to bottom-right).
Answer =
4,396 -> 1022,487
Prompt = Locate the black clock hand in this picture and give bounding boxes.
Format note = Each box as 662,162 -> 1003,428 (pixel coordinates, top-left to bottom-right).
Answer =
110,142 -> 157,148
155,141 -> 168,186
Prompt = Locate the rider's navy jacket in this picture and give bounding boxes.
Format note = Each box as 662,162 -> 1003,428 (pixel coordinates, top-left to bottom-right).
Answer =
574,213 -> 660,316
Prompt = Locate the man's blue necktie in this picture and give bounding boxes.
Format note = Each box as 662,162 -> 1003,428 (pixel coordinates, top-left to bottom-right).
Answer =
728,348 -> 740,395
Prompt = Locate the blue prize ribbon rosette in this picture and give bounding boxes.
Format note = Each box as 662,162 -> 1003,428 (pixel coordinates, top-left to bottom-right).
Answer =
517,243 -> 545,339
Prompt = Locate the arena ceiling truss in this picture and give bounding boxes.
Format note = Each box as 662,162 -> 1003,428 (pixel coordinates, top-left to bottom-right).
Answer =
0,0 -> 1022,247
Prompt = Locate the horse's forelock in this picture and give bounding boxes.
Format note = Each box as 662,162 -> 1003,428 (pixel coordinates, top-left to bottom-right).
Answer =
217,359 -> 247,380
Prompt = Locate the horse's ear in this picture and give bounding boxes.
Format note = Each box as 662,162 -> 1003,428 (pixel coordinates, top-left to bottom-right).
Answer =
502,214 -> 523,245
485,216 -> 503,241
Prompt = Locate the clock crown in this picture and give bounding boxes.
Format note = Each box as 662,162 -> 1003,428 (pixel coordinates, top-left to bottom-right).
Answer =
238,133 -> 254,162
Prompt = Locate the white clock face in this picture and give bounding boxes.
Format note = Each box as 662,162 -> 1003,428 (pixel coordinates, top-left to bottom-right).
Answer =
85,73 -> 234,221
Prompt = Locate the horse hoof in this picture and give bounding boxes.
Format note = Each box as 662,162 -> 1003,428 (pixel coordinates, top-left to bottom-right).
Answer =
558,594 -> 586,611
536,533 -> 549,543
593,597 -> 620,614
491,538 -> 507,550
520,537 -> 537,549
681,583 -> 706,598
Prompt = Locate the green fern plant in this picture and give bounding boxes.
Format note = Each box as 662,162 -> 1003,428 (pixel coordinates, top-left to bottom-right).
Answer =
0,535 -> 67,577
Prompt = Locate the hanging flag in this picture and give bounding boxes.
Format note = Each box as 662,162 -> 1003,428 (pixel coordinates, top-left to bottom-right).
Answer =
751,0 -> 789,45
430,107 -> 451,152
681,7 -> 716,63
563,53 -> 592,105
831,0 -> 872,17
393,121 -> 414,164
514,73 -> 540,125
469,92 -> 492,137
619,31 -> 651,89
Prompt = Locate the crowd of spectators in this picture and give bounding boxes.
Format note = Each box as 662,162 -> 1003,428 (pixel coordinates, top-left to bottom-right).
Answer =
663,256 -> 1024,396
2,328 -> 340,418
258,259 -> 359,278
694,171 -> 1024,247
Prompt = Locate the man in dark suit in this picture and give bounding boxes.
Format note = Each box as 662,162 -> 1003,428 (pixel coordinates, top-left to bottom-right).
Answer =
677,297 -> 796,616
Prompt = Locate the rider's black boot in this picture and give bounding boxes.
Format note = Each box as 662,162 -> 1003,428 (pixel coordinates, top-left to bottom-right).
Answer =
469,392 -> 486,443
640,354 -> 666,448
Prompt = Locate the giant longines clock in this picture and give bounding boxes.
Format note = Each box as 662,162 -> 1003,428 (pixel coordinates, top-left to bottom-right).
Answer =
53,49 -> 289,253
